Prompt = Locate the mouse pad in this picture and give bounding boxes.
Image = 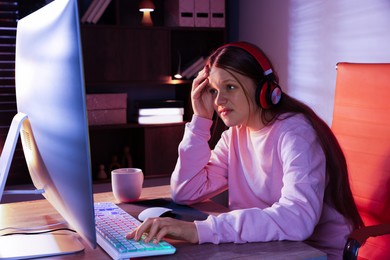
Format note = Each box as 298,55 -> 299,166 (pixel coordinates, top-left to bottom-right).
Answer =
131,198 -> 209,222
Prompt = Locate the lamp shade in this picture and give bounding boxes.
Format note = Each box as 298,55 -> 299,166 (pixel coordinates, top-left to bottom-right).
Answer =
139,0 -> 155,12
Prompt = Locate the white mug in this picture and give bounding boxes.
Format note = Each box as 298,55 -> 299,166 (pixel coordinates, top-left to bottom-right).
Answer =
111,168 -> 144,203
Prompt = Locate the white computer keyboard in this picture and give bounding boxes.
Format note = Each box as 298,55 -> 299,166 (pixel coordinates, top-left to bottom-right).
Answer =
94,202 -> 176,260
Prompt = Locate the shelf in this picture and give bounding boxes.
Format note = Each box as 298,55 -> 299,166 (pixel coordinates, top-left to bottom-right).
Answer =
81,23 -> 226,31
80,26 -> 225,84
83,77 -> 191,87
80,0 -> 227,180
89,121 -> 186,131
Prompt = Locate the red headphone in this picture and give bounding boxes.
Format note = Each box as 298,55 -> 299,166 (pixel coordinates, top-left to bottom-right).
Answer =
219,42 -> 282,109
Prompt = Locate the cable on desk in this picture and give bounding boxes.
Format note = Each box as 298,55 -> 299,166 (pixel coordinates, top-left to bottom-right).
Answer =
0,221 -> 67,233
1,227 -> 76,236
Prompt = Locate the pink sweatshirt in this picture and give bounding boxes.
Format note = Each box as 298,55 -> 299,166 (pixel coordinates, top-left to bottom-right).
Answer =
171,114 -> 352,259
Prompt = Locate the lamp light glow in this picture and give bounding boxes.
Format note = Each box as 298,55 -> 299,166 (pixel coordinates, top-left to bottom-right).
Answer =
174,73 -> 182,79
139,0 -> 155,26
173,51 -> 182,79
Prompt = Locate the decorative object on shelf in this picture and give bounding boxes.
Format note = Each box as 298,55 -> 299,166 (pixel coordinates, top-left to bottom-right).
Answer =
173,51 -> 182,79
121,146 -> 133,168
109,155 -> 121,172
97,164 -> 108,179
139,0 -> 155,26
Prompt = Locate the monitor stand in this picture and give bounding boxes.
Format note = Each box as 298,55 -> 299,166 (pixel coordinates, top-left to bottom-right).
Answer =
0,113 -> 45,199
0,233 -> 84,259
0,113 -> 85,259
0,113 -> 29,201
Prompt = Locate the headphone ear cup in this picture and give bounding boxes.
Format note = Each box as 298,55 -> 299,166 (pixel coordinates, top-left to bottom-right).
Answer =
255,79 -> 267,108
256,79 -> 282,109
269,83 -> 282,106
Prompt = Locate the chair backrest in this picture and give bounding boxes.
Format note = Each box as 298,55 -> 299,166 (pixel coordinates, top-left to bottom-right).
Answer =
331,62 -> 390,259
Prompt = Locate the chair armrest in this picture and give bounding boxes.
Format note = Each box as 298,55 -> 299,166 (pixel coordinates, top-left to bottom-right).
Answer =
343,223 -> 390,260
350,223 -> 390,245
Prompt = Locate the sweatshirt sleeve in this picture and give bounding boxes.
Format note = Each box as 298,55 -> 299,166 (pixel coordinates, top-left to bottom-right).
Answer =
170,115 -> 229,204
195,123 -> 327,244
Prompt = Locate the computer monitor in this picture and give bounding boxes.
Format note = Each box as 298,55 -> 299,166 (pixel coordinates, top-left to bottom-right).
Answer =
0,0 -> 96,257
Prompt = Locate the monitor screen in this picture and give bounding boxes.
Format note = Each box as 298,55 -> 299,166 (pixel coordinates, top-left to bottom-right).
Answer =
0,0 -> 96,253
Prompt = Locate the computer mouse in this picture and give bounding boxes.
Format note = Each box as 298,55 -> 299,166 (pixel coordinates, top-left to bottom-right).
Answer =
138,207 -> 174,222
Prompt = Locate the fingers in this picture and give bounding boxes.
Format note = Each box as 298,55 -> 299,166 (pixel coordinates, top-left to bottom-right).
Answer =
192,66 -> 209,96
126,218 -> 152,241
191,66 -> 215,119
126,217 -> 169,243
126,229 -> 136,240
144,218 -> 166,243
125,217 -> 198,244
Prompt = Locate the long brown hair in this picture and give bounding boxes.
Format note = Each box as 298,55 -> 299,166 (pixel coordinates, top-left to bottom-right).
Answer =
208,42 -> 364,230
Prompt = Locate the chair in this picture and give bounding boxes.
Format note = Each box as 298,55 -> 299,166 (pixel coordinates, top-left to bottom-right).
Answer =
331,62 -> 390,259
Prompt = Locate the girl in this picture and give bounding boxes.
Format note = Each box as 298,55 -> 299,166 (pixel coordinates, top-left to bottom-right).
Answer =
127,41 -> 363,259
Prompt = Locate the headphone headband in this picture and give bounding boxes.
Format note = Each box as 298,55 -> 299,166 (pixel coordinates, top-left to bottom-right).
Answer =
221,42 -> 273,76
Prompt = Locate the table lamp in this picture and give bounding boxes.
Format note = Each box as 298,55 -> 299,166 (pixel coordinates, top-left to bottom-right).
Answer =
174,51 -> 182,79
139,0 -> 155,26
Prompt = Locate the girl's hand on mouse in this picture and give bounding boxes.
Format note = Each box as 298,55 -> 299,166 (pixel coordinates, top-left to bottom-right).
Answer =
191,65 -> 214,120
126,217 -> 199,244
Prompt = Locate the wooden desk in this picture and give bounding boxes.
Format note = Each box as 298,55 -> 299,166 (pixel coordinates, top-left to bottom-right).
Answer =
0,185 -> 327,260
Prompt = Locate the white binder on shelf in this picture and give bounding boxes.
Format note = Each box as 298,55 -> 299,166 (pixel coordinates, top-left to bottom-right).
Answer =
210,0 -> 225,28
165,0 -> 194,27
194,0 -> 209,27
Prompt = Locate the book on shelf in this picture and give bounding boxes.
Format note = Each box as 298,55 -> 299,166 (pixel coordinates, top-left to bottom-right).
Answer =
136,100 -> 184,125
138,115 -> 183,125
136,100 -> 184,109
91,0 -> 112,24
81,0 -> 98,23
81,0 -> 111,24
139,107 -> 184,116
181,56 -> 206,79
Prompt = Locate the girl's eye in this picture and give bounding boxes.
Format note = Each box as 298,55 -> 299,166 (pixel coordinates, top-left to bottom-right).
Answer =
227,85 -> 236,90
209,88 -> 218,95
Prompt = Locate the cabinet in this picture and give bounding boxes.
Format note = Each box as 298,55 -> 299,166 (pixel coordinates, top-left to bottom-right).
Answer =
80,0 -> 227,179
81,26 -> 170,83
89,123 -> 185,179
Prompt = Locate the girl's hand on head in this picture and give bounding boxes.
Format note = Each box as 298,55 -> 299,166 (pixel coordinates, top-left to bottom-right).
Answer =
191,66 -> 214,120
126,217 -> 198,244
